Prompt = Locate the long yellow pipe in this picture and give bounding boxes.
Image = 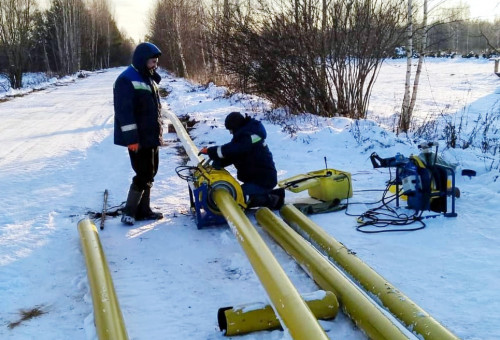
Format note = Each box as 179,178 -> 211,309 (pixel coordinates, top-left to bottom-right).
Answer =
212,189 -> 329,340
163,108 -> 202,165
77,219 -> 129,340
256,207 -> 410,340
280,204 -> 459,340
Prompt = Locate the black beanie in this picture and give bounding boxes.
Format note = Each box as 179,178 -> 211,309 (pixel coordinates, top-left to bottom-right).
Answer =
224,112 -> 246,131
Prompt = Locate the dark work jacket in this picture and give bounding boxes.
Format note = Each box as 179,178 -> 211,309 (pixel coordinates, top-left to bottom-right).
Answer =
208,118 -> 277,189
113,49 -> 162,148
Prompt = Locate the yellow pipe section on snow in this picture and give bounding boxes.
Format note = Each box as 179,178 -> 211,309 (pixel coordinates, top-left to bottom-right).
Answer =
212,189 -> 329,340
163,108 -> 202,165
256,207 -> 409,340
218,290 -> 339,336
77,219 -> 128,340
280,204 -> 459,340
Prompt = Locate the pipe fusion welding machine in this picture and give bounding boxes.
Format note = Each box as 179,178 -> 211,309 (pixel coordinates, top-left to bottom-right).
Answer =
177,160 -> 247,228
370,142 -> 458,217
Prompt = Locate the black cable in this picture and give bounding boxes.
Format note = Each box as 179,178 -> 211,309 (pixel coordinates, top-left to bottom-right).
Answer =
175,165 -> 198,181
281,173 -> 333,190
344,173 -> 395,217
355,180 -> 426,233
87,202 -> 125,220
342,169 -> 427,233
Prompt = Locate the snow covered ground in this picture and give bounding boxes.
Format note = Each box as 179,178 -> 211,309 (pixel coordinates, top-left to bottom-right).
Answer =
0,58 -> 499,340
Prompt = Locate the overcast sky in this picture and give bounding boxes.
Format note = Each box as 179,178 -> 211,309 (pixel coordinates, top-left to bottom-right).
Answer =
113,1 -> 153,43
111,0 -> 499,42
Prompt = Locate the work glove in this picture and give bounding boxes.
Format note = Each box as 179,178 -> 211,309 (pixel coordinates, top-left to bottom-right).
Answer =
128,143 -> 139,152
198,146 -> 208,155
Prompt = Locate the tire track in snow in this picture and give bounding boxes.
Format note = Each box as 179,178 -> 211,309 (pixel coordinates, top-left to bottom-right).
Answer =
0,68 -> 122,265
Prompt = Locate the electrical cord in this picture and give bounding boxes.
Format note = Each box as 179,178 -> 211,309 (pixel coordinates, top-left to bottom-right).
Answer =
342,169 -> 427,233
354,186 -> 426,233
175,165 -> 198,181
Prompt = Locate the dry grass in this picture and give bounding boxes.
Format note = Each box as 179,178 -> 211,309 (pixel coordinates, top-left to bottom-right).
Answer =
8,306 -> 46,329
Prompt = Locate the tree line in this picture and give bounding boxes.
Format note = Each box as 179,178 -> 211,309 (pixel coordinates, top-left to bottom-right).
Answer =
146,0 -> 499,131
0,0 -> 133,89
2,0 -> 498,133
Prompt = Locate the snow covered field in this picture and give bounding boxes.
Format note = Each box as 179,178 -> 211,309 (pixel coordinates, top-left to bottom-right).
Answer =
0,58 -> 499,340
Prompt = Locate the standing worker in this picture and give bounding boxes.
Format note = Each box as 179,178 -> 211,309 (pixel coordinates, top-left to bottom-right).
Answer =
200,112 -> 284,209
113,42 -> 164,225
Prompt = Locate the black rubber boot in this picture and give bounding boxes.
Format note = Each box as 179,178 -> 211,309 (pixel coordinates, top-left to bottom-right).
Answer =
246,194 -> 269,209
270,188 -> 285,209
121,184 -> 144,225
246,190 -> 284,210
136,187 -> 163,221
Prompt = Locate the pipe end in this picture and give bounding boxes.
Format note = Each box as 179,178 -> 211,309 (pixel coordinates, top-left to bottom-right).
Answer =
217,306 -> 232,333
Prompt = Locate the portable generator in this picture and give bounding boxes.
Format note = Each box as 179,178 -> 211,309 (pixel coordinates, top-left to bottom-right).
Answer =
370,142 -> 457,217
177,160 -> 247,228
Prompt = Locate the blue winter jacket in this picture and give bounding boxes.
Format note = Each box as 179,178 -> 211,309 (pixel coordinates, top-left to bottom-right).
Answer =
114,43 -> 162,148
207,117 -> 278,189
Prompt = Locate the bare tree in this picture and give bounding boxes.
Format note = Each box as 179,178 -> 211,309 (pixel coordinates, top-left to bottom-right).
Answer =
46,0 -> 86,74
399,0 -> 471,133
400,0 -> 413,133
437,4 -> 470,53
327,0 -> 405,118
0,0 -> 37,89
208,0 -> 337,115
205,0 -> 404,118
479,18 -> 500,56
173,2 -> 189,78
148,0 -> 207,78
83,0 -> 114,70
407,0 -> 428,129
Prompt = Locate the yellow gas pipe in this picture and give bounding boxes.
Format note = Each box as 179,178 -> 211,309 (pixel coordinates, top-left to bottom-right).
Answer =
218,290 -> 339,336
77,218 -> 128,340
256,207 -> 410,340
280,204 -> 459,340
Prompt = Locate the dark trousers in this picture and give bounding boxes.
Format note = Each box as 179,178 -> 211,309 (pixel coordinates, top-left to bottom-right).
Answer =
128,147 -> 159,191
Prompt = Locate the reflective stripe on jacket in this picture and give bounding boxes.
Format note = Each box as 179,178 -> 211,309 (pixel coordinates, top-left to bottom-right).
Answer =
113,65 -> 162,148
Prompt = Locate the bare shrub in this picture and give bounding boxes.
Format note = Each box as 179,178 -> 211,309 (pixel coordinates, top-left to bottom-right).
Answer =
209,0 -> 405,119
8,306 -> 46,329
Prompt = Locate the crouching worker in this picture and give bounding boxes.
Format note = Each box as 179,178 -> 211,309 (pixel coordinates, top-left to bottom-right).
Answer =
200,112 -> 285,210
113,42 -> 164,225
